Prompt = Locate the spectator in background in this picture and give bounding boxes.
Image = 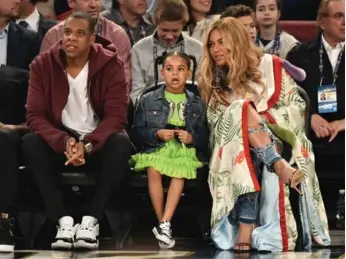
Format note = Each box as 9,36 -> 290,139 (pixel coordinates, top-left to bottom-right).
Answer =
0,0 -> 40,252
101,0 -> 155,46
17,0 -> 57,42
54,0 -> 73,21
220,4 -> 256,42
287,0 -> 345,153
36,0 -> 57,20
254,0 -> 298,58
183,0 -> 220,42
221,4 -> 306,83
22,12 -> 131,250
0,0 -> 39,69
41,0 -> 131,88
131,0 -> 202,102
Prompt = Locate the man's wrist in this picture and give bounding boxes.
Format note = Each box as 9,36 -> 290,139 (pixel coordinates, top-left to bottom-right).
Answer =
81,139 -> 93,154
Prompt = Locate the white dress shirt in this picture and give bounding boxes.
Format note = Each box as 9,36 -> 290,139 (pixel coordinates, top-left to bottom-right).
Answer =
17,8 -> 40,32
0,24 -> 9,66
62,62 -> 98,136
321,34 -> 345,71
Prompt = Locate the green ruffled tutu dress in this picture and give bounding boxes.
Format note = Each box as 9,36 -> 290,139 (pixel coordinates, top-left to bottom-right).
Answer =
131,91 -> 203,179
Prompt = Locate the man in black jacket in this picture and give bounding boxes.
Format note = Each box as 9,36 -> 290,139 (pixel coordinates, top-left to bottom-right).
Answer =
286,0 -> 344,181
287,0 -> 345,146
17,0 -> 57,43
0,0 -> 40,252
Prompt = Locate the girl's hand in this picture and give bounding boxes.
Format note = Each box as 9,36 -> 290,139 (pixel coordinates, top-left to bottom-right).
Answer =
156,129 -> 175,142
175,130 -> 193,145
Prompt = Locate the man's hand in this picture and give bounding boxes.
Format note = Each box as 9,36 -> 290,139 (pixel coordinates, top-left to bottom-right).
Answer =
156,129 -> 175,142
311,114 -> 333,138
0,123 -> 24,131
65,138 -> 85,166
175,130 -> 193,145
329,119 -> 345,142
65,137 -> 77,158
65,142 -> 85,166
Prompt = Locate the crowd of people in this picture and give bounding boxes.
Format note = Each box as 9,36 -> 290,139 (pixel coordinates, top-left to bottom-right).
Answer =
0,0 -> 344,254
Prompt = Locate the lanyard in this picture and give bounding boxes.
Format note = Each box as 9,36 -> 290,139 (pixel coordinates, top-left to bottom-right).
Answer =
124,23 -> 146,46
152,41 -> 185,60
96,20 -> 102,36
319,42 -> 344,86
256,32 -> 281,55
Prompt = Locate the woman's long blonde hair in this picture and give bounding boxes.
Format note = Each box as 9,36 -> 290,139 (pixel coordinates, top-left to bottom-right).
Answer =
199,17 -> 264,104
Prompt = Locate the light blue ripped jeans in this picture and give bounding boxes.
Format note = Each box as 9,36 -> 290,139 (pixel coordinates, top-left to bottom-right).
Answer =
231,123 -> 283,224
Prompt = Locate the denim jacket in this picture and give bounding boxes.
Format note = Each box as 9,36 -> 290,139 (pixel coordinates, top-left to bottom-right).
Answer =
131,85 -> 209,162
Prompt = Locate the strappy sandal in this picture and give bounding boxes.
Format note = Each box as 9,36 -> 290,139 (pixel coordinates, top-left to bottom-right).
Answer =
288,169 -> 304,195
276,161 -> 304,195
232,243 -> 254,253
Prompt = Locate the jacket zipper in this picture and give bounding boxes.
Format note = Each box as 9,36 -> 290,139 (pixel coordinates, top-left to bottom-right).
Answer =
61,70 -> 82,139
87,80 -> 101,123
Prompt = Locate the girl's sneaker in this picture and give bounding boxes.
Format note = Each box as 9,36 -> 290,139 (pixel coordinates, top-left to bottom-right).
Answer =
152,221 -> 175,249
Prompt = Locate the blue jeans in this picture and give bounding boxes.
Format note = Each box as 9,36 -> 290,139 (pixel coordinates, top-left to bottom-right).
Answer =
237,192 -> 260,224
230,123 -> 283,225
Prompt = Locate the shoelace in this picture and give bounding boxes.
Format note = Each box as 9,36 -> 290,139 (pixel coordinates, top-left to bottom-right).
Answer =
77,219 -> 95,239
160,222 -> 172,238
56,225 -> 73,238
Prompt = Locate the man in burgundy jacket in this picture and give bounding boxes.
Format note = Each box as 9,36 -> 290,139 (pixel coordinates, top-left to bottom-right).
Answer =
22,11 -> 131,250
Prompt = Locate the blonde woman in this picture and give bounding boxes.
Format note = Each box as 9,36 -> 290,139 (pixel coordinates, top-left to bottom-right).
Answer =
199,18 -> 330,252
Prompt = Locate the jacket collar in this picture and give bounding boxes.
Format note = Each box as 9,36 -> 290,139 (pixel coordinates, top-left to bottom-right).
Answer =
153,84 -> 198,103
308,33 -> 323,51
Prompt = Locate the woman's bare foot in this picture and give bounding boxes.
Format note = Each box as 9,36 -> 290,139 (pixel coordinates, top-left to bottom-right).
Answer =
233,223 -> 254,252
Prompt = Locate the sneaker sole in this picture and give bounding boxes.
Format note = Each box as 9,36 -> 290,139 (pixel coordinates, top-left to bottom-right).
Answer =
152,227 -> 175,247
0,244 -> 14,252
51,240 -> 73,250
159,240 -> 175,249
74,239 -> 99,250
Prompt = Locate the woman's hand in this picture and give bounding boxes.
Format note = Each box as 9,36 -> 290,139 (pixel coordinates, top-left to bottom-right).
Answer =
329,119 -> 345,142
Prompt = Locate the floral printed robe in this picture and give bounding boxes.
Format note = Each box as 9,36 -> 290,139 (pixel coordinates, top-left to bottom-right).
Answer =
207,54 -> 330,251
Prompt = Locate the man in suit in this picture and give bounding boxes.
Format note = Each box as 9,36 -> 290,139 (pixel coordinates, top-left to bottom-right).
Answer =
287,0 -> 345,147
0,0 -> 40,252
17,0 -> 57,43
286,0 -> 345,208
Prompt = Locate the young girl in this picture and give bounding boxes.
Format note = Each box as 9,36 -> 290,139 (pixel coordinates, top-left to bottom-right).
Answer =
184,0 -> 220,42
131,51 -> 208,249
254,0 -> 298,58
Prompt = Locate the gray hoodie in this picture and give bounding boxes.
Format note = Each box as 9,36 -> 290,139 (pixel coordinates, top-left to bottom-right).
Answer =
130,32 -> 203,102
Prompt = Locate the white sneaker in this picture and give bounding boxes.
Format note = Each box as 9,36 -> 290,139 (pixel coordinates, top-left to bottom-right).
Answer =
74,216 -> 99,250
152,221 -> 175,249
51,224 -> 79,250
